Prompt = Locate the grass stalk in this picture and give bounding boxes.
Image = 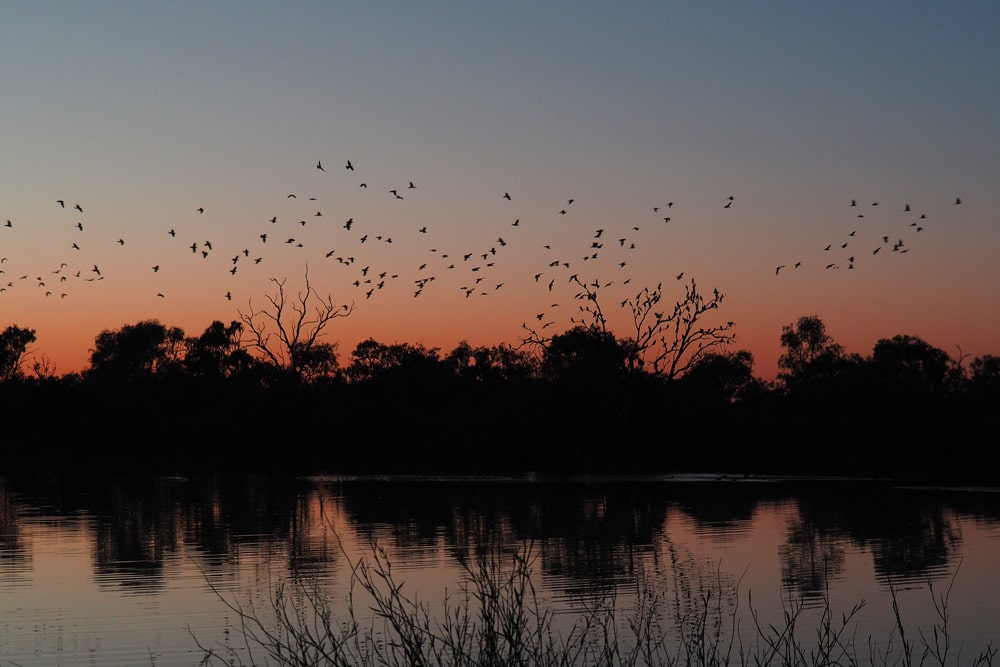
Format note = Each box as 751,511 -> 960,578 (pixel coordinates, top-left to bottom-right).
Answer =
191,540 -> 996,667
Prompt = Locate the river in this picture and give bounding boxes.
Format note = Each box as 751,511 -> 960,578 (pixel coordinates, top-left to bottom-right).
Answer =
1,473 -> 999,666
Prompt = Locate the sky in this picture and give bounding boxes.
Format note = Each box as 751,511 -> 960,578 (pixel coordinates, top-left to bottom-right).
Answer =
1,2 -> 998,380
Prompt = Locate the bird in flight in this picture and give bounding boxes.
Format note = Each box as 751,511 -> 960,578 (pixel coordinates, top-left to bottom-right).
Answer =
345,160 -> 354,171
317,160 -> 326,172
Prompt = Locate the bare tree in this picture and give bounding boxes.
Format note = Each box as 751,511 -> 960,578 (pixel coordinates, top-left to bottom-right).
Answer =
31,353 -> 58,380
238,265 -> 354,380
521,275 -> 735,382
618,278 -> 734,380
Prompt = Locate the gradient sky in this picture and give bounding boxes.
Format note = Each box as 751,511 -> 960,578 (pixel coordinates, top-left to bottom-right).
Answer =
2,2 -> 998,380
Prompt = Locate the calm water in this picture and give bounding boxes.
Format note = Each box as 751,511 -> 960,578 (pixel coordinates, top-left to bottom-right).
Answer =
2,473 -> 1000,666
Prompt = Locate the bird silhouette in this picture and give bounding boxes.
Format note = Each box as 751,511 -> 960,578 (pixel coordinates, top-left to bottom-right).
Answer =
316,160 -> 326,172
345,160 -> 354,170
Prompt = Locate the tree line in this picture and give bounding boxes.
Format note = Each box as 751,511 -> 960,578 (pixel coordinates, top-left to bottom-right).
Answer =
0,272 -> 996,481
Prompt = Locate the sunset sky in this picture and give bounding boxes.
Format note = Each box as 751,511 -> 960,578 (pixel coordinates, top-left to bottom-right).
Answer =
2,2 -> 997,380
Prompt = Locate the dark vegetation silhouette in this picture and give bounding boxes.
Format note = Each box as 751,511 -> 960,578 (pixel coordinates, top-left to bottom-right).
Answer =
0,304 -> 997,481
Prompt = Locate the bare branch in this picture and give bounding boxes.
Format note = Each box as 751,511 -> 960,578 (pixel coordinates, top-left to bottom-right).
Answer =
237,264 -> 354,380
573,277 -> 735,382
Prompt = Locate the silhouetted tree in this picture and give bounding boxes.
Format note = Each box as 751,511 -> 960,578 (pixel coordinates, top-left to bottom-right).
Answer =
86,320 -> 185,383
345,339 -> 442,385
620,279 -> 735,380
29,353 -> 58,381
184,320 -> 257,380
444,341 -> 538,386
969,354 -> 1000,400
540,325 -> 634,386
290,341 -> 340,384
238,265 -> 353,382
0,325 -> 36,382
869,334 -> 953,398
530,276 -> 735,382
679,349 -> 757,404
776,315 -> 862,395
778,315 -> 842,374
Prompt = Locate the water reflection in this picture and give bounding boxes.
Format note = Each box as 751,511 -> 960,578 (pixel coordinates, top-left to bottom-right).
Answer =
0,475 -> 992,595
1,474 -> 999,666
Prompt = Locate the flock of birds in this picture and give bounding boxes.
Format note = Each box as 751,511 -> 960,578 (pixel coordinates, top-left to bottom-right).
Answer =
0,158 -> 964,343
772,197 -> 960,276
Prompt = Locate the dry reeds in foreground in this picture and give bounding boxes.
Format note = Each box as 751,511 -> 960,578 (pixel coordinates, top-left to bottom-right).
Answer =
191,541 -> 996,667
